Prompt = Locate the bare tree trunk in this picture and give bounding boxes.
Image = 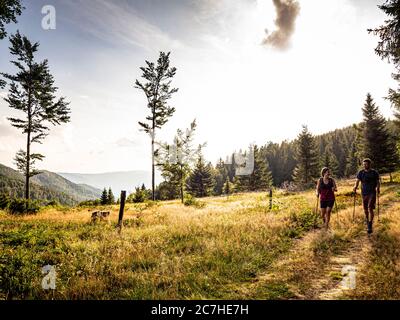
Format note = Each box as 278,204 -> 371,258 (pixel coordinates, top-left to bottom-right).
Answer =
25,130 -> 30,200
151,108 -> 155,201
151,135 -> 155,201
180,164 -> 184,203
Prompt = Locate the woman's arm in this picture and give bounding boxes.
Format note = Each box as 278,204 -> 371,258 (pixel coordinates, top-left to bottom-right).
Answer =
316,179 -> 320,197
332,179 -> 338,192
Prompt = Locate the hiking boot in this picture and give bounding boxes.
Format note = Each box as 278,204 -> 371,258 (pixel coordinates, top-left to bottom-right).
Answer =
367,221 -> 373,234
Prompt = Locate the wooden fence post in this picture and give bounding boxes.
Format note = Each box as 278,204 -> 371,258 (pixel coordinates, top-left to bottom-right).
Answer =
269,189 -> 273,210
118,190 -> 126,233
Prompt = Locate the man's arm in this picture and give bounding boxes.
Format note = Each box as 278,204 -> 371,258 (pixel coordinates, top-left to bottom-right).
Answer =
353,179 -> 360,193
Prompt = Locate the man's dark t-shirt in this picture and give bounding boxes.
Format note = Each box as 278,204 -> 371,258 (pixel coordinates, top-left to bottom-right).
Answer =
357,169 -> 380,195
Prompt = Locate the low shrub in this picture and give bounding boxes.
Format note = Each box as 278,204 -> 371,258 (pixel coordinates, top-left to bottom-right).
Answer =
0,193 -> 10,210
78,199 -> 101,207
7,198 -> 41,215
183,194 -> 206,209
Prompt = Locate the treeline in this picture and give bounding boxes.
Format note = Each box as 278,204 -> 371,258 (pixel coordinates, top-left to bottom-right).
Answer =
154,95 -> 399,201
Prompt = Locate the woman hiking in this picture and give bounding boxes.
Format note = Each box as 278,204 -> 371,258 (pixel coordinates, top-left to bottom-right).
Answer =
316,167 -> 338,230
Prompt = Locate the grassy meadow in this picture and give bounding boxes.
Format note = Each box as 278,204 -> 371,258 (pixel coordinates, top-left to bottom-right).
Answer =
1,174 -> 400,300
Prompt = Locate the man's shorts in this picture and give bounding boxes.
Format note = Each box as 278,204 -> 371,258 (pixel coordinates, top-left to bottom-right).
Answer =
362,193 -> 376,210
320,200 -> 335,209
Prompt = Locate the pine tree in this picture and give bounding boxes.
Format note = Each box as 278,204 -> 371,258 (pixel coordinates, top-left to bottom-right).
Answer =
321,145 -> 339,177
0,1 -> 23,40
1,32 -> 70,199
330,132 -> 347,177
157,120 -> 204,203
187,156 -> 214,198
0,0 -> 24,88
359,93 -> 399,175
248,145 -> 273,191
107,187 -> 115,205
369,0 -> 400,128
135,52 -> 178,201
100,188 -> 108,205
345,141 -> 360,177
293,126 -> 319,188
235,145 -> 273,192
213,158 -> 228,195
223,177 -> 233,198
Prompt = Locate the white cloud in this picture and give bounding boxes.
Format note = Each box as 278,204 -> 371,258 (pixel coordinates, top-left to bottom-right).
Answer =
64,0 -> 185,53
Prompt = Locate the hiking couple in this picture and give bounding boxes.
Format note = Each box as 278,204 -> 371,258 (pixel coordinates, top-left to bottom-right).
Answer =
315,158 -> 380,234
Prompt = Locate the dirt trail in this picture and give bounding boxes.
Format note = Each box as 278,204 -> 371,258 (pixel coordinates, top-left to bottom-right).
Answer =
310,233 -> 371,299
242,193 -> 394,300
310,198 -> 396,299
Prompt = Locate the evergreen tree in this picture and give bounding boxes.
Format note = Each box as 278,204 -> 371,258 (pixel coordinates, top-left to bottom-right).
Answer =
345,141 -> 360,177
235,145 -> 273,192
135,52 -> 178,201
369,0 -> 400,127
187,156 -> 214,198
213,158 -> 228,195
359,93 -> 399,175
157,120 -> 204,203
0,0 -> 24,89
330,132 -> 347,177
322,145 -> 339,177
100,188 -> 108,205
224,177 -> 233,198
0,0 -> 23,40
107,187 -> 115,205
293,126 -> 319,188
1,32 -> 70,199
127,186 -> 148,203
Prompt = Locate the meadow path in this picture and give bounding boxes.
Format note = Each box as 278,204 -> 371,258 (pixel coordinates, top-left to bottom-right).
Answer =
240,190 -> 395,300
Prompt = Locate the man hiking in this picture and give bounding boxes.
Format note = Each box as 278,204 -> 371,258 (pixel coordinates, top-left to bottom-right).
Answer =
316,167 -> 338,230
353,158 -> 380,234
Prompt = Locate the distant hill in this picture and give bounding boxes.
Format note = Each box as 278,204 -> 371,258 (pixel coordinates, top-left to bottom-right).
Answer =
0,163 -> 102,205
58,170 -> 162,196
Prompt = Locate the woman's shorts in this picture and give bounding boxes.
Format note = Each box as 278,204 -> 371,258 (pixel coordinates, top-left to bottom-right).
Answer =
320,200 -> 335,209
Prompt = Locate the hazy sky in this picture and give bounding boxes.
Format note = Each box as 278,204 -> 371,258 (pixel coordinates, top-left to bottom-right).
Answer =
0,0 -> 396,174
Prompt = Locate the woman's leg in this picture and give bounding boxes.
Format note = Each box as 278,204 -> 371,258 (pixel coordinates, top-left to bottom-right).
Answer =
326,207 -> 333,228
320,207 -> 327,224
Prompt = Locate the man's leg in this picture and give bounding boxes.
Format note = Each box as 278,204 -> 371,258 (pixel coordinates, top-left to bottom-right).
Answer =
368,194 -> 376,234
362,195 -> 369,224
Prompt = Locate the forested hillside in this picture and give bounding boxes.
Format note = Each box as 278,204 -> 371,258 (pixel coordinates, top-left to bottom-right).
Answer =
0,164 -> 101,205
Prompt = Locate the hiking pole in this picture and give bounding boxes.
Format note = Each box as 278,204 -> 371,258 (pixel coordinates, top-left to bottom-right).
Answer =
377,192 -> 380,222
352,191 -> 356,223
335,200 -> 339,226
314,195 -> 319,228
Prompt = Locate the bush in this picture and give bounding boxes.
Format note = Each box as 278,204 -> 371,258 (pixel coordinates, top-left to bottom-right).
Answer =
45,200 -> 60,207
7,198 -> 41,215
78,199 -> 101,207
0,193 -> 10,210
183,194 -> 206,209
127,187 -> 150,203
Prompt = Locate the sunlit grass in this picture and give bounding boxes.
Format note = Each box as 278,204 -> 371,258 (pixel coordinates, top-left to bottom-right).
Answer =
0,176 -> 398,300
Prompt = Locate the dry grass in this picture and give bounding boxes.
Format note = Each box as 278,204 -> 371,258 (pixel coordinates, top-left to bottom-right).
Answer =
0,176 -> 399,300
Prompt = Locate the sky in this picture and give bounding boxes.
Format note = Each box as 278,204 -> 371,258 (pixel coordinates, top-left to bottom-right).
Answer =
0,0 -> 396,175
